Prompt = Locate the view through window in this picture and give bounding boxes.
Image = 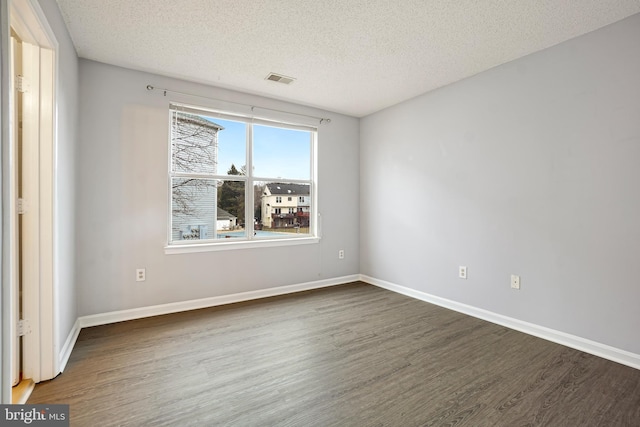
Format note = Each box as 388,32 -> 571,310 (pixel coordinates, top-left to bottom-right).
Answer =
169,104 -> 316,246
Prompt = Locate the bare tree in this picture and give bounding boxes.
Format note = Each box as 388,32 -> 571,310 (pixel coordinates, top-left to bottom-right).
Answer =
171,112 -> 224,218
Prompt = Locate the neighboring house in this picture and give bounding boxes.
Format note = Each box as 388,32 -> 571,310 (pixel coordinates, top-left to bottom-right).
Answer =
261,183 -> 310,228
216,208 -> 237,231
171,112 -> 224,240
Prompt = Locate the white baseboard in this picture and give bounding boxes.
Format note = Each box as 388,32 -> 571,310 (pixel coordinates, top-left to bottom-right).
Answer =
67,274 -> 639,373
58,318 -> 81,373
78,274 -> 360,329
360,274 -> 640,371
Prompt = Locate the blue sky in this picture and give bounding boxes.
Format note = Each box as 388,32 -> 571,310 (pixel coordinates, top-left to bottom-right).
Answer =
206,116 -> 311,180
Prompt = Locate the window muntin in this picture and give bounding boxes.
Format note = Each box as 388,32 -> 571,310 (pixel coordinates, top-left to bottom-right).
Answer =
168,103 -> 316,247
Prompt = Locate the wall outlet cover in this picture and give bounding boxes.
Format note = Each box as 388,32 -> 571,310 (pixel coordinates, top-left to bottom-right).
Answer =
511,274 -> 520,289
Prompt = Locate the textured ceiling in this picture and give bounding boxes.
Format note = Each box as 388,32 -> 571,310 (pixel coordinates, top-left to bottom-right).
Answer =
55,0 -> 640,117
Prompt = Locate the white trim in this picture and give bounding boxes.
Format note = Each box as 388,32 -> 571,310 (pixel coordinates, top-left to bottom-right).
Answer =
79,275 -> 359,328
8,0 -> 55,48
9,36 -> 20,387
360,274 -> 640,371
38,45 -> 56,381
58,319 -> 80,373
165,236 -> 320,254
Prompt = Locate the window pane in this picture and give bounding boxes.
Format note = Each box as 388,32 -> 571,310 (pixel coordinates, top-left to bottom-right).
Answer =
171,112 -> 222,175
256,182 -> 311,239
253,124 -> 311,180
216,179 -> 247,239
171,177 -> 218,241
171,178 -> 246,241
211,117 -> 247,177
171,111 -> 247,176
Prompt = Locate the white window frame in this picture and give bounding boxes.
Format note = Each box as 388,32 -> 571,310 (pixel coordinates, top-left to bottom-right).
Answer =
165,103 -> 319,254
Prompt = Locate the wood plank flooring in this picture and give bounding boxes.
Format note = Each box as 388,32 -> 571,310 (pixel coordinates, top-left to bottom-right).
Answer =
28,282 -> 640,426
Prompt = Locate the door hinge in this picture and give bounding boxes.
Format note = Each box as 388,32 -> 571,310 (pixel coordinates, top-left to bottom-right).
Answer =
17,319 -> 32,337
17,198 -> 27,215
16,75 -> 28,93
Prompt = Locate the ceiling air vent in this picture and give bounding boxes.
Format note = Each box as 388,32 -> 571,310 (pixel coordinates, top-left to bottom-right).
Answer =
265,73 -> 295,85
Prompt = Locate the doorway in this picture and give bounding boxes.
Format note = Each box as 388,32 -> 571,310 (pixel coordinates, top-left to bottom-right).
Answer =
4,0 -> 57,403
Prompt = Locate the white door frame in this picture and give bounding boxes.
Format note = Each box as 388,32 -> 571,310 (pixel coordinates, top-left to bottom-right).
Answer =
1,0 -> 57,402
9,34 -> 20,388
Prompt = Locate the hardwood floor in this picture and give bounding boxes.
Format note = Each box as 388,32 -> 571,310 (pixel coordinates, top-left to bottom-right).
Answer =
28,282 -> 640,426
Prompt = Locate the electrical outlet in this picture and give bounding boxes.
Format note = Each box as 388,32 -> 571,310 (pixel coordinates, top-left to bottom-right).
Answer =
136,268 -> 146,282
338,249 -> 345,259
511,274 -> 520,290
459,266 -> 467,279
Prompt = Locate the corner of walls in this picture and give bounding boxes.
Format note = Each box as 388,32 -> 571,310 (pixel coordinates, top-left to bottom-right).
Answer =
60,275 -> 359,367
58,319 -> 80,373
359,14 -> 640,358
360,275 -> 640,371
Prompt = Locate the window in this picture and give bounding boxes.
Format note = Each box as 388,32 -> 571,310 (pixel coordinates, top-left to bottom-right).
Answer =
299,196 -> 304,203
288,197 -> 292,201
168,103 -> 316,250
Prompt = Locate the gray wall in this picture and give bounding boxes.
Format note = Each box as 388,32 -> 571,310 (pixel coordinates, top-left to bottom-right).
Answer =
77,60 -> 359,316
37,0 -> 78,365
360,14 -> 640,354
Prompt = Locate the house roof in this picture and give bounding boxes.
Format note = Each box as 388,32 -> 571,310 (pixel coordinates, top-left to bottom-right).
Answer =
217,208 -> 236,220
177,112 -> 224,132
265,183 -> 309,196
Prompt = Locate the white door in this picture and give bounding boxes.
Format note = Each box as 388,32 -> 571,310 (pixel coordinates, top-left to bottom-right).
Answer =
19,38 -> 43,384
9,34 -> 21,388
10,34 -> 42,387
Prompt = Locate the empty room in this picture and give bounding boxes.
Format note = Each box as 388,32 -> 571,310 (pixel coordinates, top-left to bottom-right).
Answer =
1,0 -> 639,425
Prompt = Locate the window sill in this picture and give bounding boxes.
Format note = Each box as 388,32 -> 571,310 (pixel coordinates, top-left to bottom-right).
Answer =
164,236 -> 320,254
